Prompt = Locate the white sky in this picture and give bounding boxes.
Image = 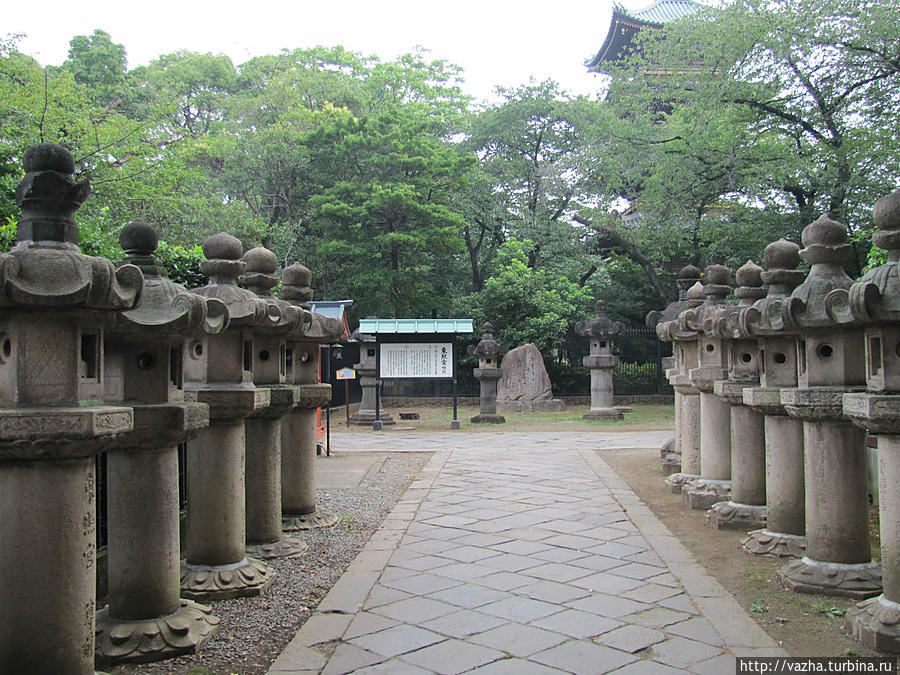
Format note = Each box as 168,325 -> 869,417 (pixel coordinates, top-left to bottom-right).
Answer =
4,0 -> 618,104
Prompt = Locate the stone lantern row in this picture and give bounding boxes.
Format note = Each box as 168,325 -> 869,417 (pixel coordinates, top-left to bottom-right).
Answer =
0,144 -> 343,674
649,185 -> 900,653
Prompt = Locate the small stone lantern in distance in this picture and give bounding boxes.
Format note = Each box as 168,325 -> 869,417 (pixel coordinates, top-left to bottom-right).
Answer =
576,300 -> 626,420
469,322 -> 507,424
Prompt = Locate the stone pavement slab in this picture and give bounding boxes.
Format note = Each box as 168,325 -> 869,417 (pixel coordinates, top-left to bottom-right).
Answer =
267,431 -> 786,674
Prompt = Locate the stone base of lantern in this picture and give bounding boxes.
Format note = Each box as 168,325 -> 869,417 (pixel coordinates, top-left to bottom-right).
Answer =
682,478 -> 731,510
471,413 -> 506,424
497,399 -> 565,413
283,510 -> 340,531
246,535 -> 308,559
665,472 -> 699,495
95,598 -> 219,666
180,557 -> 275,601
741,530 -> 806,558
779,557 -> 882,599
707,501 -> 766,530
847,595 -> 900,653
582,407 -> 624,421
661,454 -> 681,476
659,437 -> 675,459
348,410 -> 395,426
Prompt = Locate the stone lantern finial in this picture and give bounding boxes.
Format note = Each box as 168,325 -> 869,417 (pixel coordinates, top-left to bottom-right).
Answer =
470,322 -> 507,361
734,261 -> 765,306
14,143 -> 90,247
242,246 -> 280,297
676,264 -> 702,300
281,263 -> 314,310
119,219 -> 162,277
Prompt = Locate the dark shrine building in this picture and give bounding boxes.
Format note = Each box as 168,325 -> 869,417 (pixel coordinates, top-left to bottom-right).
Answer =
587,0 -> 703,75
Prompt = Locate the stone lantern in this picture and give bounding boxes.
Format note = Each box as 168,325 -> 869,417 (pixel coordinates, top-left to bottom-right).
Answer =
241,247 -> 310,558
181,232 -> 279,600
280,263 -> 345,530
649,265 -> 703,486
707,261 -> 768,529
837,187 -> 900,648
681,265 -> 737,509
95,220 -> 225,665
348,319 -> 395,426
0,144 -> 142,674
468,322 -> 507,424
576,300 -> 626,420
778,215 -> 881,598
740,239 -> 807,558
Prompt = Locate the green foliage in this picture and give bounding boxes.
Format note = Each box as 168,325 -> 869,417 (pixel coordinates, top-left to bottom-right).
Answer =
65,29 -> 127,105
155,241 -> 206,288
0,217 -> 15,251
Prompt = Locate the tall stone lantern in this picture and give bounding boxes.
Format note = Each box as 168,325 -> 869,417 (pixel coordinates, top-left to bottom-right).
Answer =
576,300 -> 625,420
469,322 -> 507,424
650,266 -> 704,489
348,319 -> 395,427
837,188 -> 900,648
241,247 -> 310,558
0,144 -> 142,674
740,239 -> 807,558
280,263 -> 345,530
96,220 -> 225,665
708,261 -> 768,529
681,265 -> 737,509
181,232 -> 279,600
779,215 -> 881,598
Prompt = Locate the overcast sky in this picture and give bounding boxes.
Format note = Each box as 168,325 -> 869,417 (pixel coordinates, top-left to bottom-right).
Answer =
5,0 -> 617,103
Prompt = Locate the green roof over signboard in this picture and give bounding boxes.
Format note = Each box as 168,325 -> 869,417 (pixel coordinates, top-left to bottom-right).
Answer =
357,318 -> 474,334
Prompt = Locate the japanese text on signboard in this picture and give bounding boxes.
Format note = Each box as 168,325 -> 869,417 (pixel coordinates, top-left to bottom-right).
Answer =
380,343 -> 453,379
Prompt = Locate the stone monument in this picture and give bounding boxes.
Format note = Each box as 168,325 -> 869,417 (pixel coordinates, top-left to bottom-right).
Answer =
576,300 -> 625,420
0,144 -> 141,674
740,239 -> 808,558
181,232 -> 278,600
778,215 -> 881,598
96,220 -> 223,665
241,246 -> 310,558
838,188 -> 900,647
497,344 -> 565,413
348,320 -> 394,426
708,260 -> 768,530
280,263 -> 345,530
469,322 -> 507,424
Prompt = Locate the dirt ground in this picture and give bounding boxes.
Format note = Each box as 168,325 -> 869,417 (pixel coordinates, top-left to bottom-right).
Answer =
598,445 -> 883,658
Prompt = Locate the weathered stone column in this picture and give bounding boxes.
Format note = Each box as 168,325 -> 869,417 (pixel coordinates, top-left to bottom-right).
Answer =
96,221 -> 223,665
181,233 -> 278,600
778,215 -> 881,599
836,188 -> 900,648
469,322 -> 507,424
682,266 -> 736,509
708,261 -> 768,530
348,321 -> 394,426
240,246 -> 310,559
279,263 -> 345,530
576,300 -> 625,420
0,144 -> 141,674
652,270 -> 704,493
740,239 -> 807,558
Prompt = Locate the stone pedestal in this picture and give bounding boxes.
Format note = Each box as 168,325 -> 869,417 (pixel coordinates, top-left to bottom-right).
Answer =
0,144 -> 142,674
779,398 -> 879,598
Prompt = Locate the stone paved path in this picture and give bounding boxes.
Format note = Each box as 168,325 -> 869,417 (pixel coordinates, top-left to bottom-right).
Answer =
269,432 -> 786,674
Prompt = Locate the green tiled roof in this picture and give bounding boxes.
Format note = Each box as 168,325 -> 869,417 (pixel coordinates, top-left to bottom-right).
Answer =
357,319 -> 474,334
625,0 -> 703,24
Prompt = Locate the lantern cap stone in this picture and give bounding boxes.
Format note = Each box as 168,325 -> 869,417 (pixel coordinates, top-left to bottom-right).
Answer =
202,232 -> 243,261
764,238 -> 802,271
243,245 -> 278,274
23,142 -> 76,174
735,260 -> 763,288
577,299 -> 625,338
470,322 -> 507,357
281,262 -> 314,308
120,220 -> 159,254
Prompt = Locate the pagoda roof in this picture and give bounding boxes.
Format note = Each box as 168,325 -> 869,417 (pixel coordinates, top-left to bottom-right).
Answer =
587,0 -> 703,72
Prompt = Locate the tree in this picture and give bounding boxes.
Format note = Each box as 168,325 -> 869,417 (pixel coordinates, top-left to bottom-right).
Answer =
65,29 -> 127,106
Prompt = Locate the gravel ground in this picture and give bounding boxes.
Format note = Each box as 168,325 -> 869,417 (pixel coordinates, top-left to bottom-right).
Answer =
111,451 -> 431,675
